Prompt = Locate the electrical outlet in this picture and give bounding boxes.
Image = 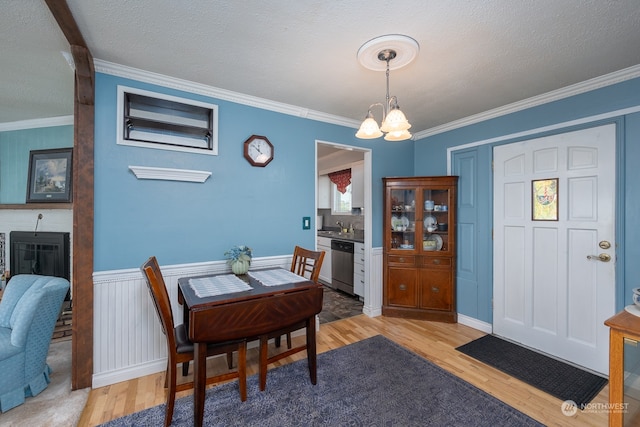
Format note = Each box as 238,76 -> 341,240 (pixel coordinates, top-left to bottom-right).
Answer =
302,216 -> 310,230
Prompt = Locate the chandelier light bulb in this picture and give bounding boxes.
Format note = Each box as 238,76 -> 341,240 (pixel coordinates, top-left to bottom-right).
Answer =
355,116 -> 383,139
380,107 -> 411,133
384,129 -> 412,142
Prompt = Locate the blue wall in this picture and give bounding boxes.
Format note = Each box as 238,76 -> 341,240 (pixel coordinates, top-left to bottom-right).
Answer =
93,73 -> 414,271
0,126 -> 73,203
4,71 -> 638,326
415,77 -> 640,322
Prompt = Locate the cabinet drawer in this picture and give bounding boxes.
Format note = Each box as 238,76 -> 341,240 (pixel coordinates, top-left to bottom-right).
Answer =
354,271 -> 365,296
317,236 -> 331,247
387,255 -> 416,266
420,257 -> 451,267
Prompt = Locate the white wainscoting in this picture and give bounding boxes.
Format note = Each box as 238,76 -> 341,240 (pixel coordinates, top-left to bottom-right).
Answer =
92,256 -> 290,388
363,247 -> 383,317
93,249 -> 386,388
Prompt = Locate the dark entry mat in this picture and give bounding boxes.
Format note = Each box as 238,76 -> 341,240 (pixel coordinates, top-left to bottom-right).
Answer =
456,334 -> 607,408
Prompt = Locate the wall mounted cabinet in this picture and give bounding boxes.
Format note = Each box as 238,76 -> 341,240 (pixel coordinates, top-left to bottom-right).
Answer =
117,85 -> 218,155
351,161 -> 364,208
382,176 -> 458,322
317,175 -> 331,209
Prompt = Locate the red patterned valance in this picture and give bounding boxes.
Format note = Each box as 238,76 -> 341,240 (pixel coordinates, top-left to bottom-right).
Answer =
328,168 -> 351,194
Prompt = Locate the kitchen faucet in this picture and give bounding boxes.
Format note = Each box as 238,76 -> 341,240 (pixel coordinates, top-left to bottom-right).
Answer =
336,221 -> 344,231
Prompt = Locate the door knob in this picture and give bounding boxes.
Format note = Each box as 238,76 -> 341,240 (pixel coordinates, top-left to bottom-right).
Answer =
587,253 -> 611,262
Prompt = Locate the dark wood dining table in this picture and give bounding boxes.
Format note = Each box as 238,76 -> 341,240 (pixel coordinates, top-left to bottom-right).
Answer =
177,267 -> 324,427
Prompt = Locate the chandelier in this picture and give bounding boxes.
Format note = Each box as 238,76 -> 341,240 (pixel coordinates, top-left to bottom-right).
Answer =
355,35 -> 419,142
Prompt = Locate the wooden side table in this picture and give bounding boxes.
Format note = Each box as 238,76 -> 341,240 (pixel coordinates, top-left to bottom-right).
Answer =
605,309 -> 640,426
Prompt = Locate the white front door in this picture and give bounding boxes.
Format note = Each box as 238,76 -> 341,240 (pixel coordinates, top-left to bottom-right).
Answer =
493,124 -> 616,375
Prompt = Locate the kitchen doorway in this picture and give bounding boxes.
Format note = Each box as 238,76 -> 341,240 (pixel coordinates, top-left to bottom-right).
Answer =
316,140 -> 372,317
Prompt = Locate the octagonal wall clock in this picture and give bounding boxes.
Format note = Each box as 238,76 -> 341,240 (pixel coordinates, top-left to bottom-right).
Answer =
243,135 -> 274,167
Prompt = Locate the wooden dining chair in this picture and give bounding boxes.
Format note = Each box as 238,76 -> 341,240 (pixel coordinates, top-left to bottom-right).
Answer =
141,256 -> 247,427
258,246 -> 325,390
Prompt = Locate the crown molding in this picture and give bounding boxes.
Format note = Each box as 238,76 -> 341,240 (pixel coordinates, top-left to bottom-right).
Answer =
414,64 -> 640,140
0,115 -> 74,132
94,59 -> 361,129
94,60 -> 640,141
128,166 -> 211,183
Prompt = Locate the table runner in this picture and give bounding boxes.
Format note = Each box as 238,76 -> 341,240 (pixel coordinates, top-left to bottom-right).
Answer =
247,269 -> 307,287
188,275 -> 253,298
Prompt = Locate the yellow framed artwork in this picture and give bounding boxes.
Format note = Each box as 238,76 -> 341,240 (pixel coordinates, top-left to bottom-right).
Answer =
532,178 -> 558,221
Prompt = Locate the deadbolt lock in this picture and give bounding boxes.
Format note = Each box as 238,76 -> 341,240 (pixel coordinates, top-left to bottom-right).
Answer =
599,241 -> 611,249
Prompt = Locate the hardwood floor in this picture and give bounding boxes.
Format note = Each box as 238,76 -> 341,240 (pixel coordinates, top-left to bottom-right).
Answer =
77,315 -> 609,426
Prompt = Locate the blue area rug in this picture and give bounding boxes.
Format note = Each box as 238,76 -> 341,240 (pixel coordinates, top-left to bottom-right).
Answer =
101,335 -> 543,426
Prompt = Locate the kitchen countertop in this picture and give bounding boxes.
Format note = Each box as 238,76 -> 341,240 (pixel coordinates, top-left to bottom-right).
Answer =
317,229 -> 364,243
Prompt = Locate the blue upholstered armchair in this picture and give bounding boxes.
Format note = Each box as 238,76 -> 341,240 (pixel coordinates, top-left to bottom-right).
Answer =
0,274 -> 70,412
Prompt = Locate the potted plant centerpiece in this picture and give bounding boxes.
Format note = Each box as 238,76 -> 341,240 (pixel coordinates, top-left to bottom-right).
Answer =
225,245 -> 252,275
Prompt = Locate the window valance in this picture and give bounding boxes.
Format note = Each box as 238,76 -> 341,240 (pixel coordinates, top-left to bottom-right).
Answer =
328,168 -> 351,194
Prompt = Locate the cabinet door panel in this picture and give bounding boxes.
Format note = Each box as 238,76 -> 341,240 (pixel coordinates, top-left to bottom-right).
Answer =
317,237 -> 332,283
387,268 -> 417,307
419,269 -> 452,311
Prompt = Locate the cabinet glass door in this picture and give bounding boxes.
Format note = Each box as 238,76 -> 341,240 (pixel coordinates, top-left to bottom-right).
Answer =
390,188 -> 416,250
422,188 -> 451,254
624,338 -> 640,425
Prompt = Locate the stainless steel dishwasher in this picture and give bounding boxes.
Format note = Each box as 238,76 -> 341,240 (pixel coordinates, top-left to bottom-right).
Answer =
331,239 -> 354,295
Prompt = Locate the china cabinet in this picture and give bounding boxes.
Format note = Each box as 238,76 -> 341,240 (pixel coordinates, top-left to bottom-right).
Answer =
382,176 -> 458,322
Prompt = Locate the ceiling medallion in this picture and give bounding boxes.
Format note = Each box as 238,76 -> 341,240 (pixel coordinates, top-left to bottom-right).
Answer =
357,34 -> 419,71
355,35 -> 419,142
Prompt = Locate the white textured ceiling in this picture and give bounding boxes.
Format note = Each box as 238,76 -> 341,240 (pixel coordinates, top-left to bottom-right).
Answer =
2,0 -> 640,137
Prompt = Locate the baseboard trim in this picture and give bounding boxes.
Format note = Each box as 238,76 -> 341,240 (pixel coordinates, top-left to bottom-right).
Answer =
363,305 -> 382,317
93,359 -> 167,388
457,313 -> 492,334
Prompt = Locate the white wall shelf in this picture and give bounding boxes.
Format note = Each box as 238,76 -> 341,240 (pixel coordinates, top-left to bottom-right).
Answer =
128,166 -> 211,183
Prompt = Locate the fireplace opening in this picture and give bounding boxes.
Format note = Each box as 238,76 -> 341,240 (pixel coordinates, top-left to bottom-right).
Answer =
10,231 -> 71,301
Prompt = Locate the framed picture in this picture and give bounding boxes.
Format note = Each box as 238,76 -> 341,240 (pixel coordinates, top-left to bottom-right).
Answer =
532,178 -> 558,221
26,148 -> 73,203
